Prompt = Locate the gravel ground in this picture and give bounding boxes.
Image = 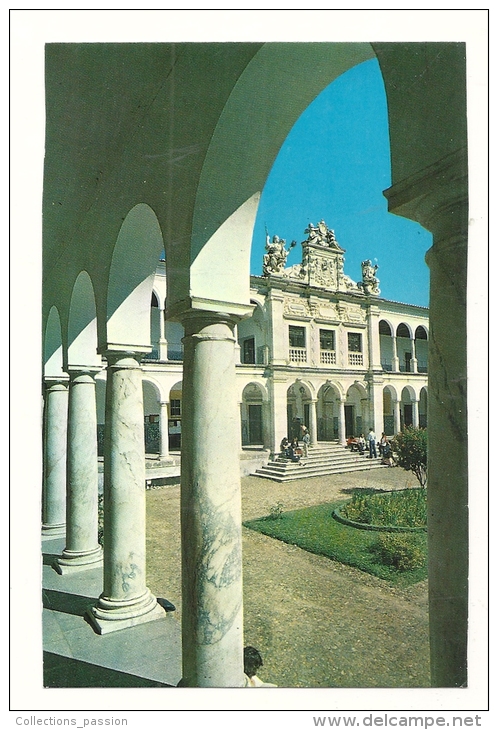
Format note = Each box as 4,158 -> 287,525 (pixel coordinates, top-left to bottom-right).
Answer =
145,466 -> 430,688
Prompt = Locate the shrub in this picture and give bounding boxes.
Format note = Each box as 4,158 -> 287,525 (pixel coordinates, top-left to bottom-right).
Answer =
391,427 -> 428,488
268,502 -> 284,520
370,533 -> 426,571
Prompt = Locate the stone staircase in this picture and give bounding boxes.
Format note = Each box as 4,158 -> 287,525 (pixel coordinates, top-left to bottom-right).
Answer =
253,441 -> 386,482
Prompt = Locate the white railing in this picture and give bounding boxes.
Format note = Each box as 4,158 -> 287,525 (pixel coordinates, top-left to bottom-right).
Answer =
320,350 -> 336,365
348,353 -> 363,366
289,347 -> 307,363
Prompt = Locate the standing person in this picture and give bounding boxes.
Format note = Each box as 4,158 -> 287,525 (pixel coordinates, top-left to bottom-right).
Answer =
302,428 -> 311,457
367,427 -> 377,459
243,646 -> 277,687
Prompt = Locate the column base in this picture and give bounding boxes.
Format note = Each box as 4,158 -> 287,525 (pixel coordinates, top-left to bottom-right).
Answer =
53,545 -> 103,574
42,523 -> 66,539
86,588 -> 166,635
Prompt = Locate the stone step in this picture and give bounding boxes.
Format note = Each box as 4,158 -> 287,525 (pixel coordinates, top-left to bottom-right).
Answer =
253,461 -> 386,483
253,441 -> 386,481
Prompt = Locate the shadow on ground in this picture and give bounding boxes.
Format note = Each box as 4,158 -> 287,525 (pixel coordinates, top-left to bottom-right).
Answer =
43,652 -> 174,688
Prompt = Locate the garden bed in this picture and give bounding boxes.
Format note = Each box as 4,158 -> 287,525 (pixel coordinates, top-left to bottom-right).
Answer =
243,499 -> 427,587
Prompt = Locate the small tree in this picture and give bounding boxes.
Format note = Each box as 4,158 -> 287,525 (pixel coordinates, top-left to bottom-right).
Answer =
391,426 -> 427,488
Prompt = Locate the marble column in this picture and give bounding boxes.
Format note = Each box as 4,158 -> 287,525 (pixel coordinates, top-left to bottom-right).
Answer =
262,400 -> 272,451
42,378 -> 69,537
269,375 -> 289,453
410,337 -> 418,373
367,304 -> 382,370
391,335 -> 399,372
180,311 -> 244,687
87,351 -> 164,634
384,147 -> 468,686
308,399 -> 318,445
158,307 -> 168,361
337,399 -> 346,446
412,398 -> 420,429
426,226 -> 468,687
393,400 -> 401,435
55,369 -> 103,573
159,401 -> 172,461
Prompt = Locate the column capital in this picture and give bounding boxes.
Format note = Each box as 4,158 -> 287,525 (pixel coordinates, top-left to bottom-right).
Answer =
67,365 -> 102,381
44,374 -> 69,387
102,350 -> 145,368
179,308 -> 242,335
167,296 -> 254,323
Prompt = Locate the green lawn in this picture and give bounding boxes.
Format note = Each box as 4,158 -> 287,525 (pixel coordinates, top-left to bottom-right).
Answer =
243,500 -> 428,587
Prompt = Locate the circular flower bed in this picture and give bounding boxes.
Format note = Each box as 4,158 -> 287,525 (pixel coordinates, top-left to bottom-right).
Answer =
333,488 -> 427,532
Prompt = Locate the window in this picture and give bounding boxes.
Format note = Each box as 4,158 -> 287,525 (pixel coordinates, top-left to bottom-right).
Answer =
289,325 -> 306,348
320,329 -> 335,351
243,337 -> 256,364
170,399 -> 181,417
348,332 -> 362,352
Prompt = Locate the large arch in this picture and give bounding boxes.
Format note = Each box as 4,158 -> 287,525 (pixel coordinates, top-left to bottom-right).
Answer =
67,271 -> 100,369
43,306 -> 64,378
317,381 -> 342,441
105,204 -> 165,353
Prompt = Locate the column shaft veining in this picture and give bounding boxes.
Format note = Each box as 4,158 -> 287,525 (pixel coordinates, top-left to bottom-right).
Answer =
180,312 -> 244,687
42,378 -> 68,537
55,370 -> 102,573
87,351 -> 164,633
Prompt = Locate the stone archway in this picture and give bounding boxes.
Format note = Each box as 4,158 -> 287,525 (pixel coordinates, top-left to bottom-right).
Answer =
317,382 -> 342,441
240,382 -> 267,446
382,384 -> 399,436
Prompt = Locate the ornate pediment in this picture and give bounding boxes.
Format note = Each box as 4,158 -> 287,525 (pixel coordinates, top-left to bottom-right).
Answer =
262,220 -> 380,296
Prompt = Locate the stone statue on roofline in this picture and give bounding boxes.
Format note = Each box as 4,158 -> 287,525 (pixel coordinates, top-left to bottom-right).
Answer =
262,231 -> 297,276
303,220 -> 343,251
358,259 -> 381,296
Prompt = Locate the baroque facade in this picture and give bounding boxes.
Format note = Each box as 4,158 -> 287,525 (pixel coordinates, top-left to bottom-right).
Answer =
129,222 -> 428,460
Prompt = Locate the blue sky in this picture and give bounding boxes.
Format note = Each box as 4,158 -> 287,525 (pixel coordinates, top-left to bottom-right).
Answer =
251,59 -> 431,307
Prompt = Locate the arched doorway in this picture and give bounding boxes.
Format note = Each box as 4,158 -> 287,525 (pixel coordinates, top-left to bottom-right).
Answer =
379,319 -> 394,371
396,323 -> 413,373
142,379 -> 162,455
415,325 -> 429,373
286,381 -> 313,440
168,380 -> 182,451
345,382 -> 368,437
419,386 -> 428,429
240,383 -> 266,446
317,382 -> 341,441
400,385 -> 416,429
383,384 -> 399,436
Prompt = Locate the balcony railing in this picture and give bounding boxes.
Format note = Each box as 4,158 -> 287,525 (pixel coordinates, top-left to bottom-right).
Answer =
348,352 -> 363,366
320,350 -> 336,365
289,347 -> 307,363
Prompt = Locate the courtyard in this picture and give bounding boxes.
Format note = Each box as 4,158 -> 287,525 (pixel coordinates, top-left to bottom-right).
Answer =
144,466 -> 429,688
43,466 -> 429,689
